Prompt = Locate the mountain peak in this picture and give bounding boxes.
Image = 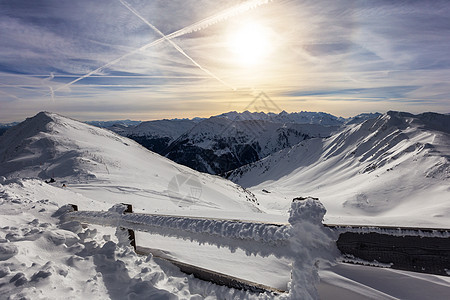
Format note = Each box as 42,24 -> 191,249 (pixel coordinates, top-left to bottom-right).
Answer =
381,111 -> 450,134
0,111 -> 58,143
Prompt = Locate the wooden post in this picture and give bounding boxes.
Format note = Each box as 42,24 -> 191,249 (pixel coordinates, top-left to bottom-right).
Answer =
287,197 -> 337,299
121,203 -> 136,251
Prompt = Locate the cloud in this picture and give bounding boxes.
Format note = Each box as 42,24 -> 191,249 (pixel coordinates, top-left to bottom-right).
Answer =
1,0 -> 450,122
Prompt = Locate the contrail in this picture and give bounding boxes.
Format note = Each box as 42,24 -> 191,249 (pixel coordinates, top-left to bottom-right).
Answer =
119,0 -> 235,90
45,73 -> 55,102
13,74 -> 210,79
165,0 -> 272,39
0,82 -> 50,98
51,0 -> 272,94
0,88 -> 21,100
49,86 -> 55,102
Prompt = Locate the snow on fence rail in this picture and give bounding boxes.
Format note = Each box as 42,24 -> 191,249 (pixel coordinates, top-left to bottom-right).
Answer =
64,197 -> 338,299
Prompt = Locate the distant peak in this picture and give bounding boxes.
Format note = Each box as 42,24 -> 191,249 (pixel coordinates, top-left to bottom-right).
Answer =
386,111 -> 414,118
30,111 -> 58,123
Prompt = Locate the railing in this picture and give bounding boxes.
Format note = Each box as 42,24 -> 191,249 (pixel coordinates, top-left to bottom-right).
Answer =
327,224 -> 450,276
64,198 -> 450,298
64,197 -> 337,299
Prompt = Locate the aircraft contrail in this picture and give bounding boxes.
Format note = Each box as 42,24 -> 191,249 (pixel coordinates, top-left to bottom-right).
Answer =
0,88 -> 21,100
0,82 -> 50,98
119,0 -> 235,90
44,73 -> 55,102
51,0 -> 272,94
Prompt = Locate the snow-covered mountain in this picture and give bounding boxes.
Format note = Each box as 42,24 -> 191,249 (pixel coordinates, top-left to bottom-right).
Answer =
228,111 -> 450,228
85,119 -> 141,128
0,122 -> 19,137
112,119 -> 200,153
164,117 -> 339,174
344,113 -> 382,125
0,112 -> 259,213
1,111 -> 449,299
217,110 -> 345,126
105,111 -> 380,175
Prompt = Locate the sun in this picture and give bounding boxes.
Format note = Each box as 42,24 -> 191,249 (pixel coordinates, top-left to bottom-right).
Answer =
227,22 -> 271,66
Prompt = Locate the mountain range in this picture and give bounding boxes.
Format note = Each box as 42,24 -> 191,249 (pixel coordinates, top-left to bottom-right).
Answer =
0,112 -> 259,214
107,111 -> 380,174
227,111 -> 450,227
1,111 -> 448,298
0,110 -> 448,227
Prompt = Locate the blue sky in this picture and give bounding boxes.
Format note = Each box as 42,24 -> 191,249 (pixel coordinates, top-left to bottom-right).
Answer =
0,0 -> 449,122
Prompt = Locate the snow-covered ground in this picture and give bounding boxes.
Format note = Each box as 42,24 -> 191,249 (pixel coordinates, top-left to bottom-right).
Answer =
1,111 -> 449,299
1,179 -> 449,299
0,179 -> 268,299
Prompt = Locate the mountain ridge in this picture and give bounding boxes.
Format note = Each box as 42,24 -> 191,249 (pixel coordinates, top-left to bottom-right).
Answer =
0,111 -> 260,213
227,111 -> 450,227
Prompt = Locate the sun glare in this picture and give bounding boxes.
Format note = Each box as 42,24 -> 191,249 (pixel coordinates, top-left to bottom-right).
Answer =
227,22 -> 271,66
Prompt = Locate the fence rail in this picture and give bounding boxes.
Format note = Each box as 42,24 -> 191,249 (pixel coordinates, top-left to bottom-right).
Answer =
64,199 -> 450,297
65,198 -> 334,299
67,207 -> 294,259
326,225 -> 450,276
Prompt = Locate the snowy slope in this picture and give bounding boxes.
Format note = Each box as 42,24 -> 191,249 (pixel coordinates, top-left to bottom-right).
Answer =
1,111 -> 449,299
0,112 -> 259,214
106,110 -> 378,176
2,179 -> 449,299
113,119 -> 198,139
228,111 -> 450,228
112,119 -> 199,154
344,113 -> 382,125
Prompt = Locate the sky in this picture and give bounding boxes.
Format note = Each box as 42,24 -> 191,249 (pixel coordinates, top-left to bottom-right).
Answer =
0,0 -> 449,122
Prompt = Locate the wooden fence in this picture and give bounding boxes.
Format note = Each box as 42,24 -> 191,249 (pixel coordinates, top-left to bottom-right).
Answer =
327,225 -> 450,276
65,200 -> 450,296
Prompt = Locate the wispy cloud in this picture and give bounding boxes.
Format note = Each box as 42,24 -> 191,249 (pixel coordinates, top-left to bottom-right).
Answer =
1,0 -> 450,122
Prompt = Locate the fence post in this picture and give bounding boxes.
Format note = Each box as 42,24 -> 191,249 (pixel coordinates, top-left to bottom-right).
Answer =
69,204 -> 78,212
287,197 -> 338,299
121,203 -> 136,251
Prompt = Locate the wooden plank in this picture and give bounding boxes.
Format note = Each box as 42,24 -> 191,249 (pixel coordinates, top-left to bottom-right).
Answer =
336,232 -> 450,276
135,246 -> 285,294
